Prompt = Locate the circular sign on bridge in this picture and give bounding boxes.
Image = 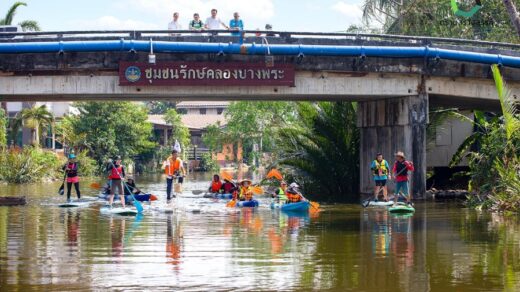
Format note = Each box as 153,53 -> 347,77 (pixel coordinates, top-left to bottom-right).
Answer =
124,66 -> 141,83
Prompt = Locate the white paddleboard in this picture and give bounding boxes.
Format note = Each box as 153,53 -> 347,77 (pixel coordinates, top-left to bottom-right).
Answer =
58,201 -> 92,208
367,200 -> 394,207
100,207 -> 138,216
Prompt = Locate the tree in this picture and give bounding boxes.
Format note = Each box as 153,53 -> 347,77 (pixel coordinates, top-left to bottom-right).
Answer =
164,108 -> 191,150
67,102 -> 156,165
276,102 -> 360,203
146,101 -> 177,114
502,0 -> 520,37
0,108 -> 7,147
11,105 -> 53,146
0,2 -> 41,31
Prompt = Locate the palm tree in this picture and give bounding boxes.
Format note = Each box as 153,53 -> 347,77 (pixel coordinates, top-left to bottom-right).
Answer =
0,2 -> 41,31
11,105 -> 54,146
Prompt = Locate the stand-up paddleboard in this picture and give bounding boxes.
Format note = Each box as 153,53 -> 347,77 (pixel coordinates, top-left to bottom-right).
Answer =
363,200 -> 395,207
58,201 -> 92,208
388,202 -> 415,214
100,206 -> 138,216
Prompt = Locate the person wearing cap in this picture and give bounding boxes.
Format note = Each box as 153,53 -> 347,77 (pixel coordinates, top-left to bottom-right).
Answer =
229,12 -> 243,36
62,153 -> 80,202
286,183 -> 305,203
265,24 -> 275,37
106,156 -> 126,208
124,176 -> 141,197
239,179 -> 254,201
272,181 -> 288,203
392,151 -> 415,206
371,153 -> 391,202
162,149 -> 186,203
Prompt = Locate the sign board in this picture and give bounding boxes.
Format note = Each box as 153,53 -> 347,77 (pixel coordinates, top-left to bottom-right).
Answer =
119,62 -> 295,86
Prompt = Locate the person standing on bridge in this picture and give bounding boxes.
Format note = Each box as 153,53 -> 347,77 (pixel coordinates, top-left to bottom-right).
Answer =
392,151 -> 414,206
371,153 -> 390,202
229,12 -> 243,36
162,149 -> 186,203
189,13 -> 204,31
168,12 -> 182,35
205,9 -> 229,31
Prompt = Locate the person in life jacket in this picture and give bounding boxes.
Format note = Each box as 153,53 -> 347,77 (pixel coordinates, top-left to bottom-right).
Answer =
208,174 -> 223,193
286,183 -> 304,203
239,179 -> 254,201
62,153 -> 81,202
271,181 -> 288,203
371,153 -> 391,202
106,156 -> 126,208
162,149 -> 187,203
221,178 -> 237,195
392,151 -> 415,206
124,176 -> 141,197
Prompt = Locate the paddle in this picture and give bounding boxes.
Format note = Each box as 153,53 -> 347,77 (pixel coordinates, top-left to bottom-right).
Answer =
90,182 -> 102,189
58,171 -> 67,196
109,161 -> 144,213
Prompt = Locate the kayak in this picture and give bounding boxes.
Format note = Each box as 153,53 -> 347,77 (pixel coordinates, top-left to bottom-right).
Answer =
203,193 -> 233,200
236,200 -> 259,208
363,200 -> 394,207
98,193 -> 155,202
388,203 -> 415,214
281,201 -> 310,213
100,206 -> 138,216
58,201 -> 92,208
270,202 -> 282,209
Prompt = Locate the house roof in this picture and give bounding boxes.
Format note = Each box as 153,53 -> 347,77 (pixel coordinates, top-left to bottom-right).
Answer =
148,114 -> 227,130
176,101 -> 230,109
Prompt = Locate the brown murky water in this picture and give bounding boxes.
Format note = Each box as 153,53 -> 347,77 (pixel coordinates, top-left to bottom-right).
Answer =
1,174 -> 519,291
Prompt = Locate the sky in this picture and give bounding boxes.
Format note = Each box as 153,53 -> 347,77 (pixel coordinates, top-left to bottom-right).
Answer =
0,0 -> 369,32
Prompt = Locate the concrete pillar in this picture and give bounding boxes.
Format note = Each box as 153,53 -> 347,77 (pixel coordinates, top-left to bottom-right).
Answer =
358,92 -> 428,199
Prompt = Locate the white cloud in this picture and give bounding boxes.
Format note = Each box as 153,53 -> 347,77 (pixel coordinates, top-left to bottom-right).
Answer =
115,0 -> 275,29
70,16 -> 160,30
332,1 -> 363,26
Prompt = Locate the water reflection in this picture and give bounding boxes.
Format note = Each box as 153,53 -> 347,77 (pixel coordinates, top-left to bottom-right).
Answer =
0,176 -> 520,290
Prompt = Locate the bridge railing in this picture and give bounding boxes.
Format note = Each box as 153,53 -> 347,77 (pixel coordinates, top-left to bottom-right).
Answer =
1,30 -> 519,51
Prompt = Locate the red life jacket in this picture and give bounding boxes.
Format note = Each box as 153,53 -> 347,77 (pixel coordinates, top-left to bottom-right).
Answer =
109,165 -> 123,179
211,181 -> 222,193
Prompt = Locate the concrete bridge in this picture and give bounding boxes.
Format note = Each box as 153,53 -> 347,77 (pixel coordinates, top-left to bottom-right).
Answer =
1,30 -> 520,197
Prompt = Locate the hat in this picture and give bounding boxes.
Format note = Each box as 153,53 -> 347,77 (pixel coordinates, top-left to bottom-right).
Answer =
281,181 -> 287,185
240,179 -> 252,185
115,155 -> 122,160
68,153 -> 76,159
289,183 -> 299,189
126,176 -> 134,181
395,151 -> 405,158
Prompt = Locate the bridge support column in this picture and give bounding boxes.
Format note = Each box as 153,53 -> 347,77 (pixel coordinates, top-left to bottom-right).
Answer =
358,92 -> 428,199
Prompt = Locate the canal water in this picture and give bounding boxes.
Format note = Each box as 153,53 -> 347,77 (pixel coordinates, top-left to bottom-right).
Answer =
1,174 -> 519,291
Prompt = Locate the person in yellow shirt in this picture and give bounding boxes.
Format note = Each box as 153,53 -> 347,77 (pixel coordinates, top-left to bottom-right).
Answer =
239,179 -> 254,201
162,150 -> 186,203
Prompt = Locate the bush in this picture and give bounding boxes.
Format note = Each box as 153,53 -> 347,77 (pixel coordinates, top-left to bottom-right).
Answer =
199,152 -> 219,172
72,150 -> 98,177
0,147 -> 62,183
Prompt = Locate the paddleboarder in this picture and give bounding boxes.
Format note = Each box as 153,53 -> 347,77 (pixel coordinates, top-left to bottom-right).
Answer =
162,149 -> 186,203
392,151 -> 414,207
371,153 -> 391,202
62,154 -> 80,203
106,156 -> 126,208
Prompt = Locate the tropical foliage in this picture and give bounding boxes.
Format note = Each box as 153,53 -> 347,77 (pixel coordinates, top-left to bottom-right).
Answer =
450,65 -> 520,212
11,105 -> 54,146
0,108 -> 7,147
276,102 -> 360,202
0,2 -> 40,31
63,102 -> 156,166
164,108 -> 191,151
0,147 -> 62,183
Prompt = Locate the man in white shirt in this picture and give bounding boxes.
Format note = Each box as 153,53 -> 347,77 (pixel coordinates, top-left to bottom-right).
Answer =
205,9 -> 229,30
168,12 -> 182,35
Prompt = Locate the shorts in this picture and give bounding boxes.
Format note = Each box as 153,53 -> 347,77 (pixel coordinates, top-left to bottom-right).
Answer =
66,176 -> 79,183
395,181 -> 409,197
375,180 -> 387,187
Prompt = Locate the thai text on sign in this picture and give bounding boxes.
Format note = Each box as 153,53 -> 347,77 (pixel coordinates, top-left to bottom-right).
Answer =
119,62 -> 295,86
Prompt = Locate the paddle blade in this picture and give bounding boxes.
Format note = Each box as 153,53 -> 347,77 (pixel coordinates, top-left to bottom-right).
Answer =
266,169 -> 283,180
90,182 -> 102,189
309,201 -> 320,212
220,171 -> 233,182
150,194 -> 158,201
251,186 -> 264,195
58,184 -> 64,196
132,195 -> 144,213
226,200 -> 236,208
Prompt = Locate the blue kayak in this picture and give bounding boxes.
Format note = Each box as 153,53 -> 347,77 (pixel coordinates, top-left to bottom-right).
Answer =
281,201 -> 310,213
270,202 -> 281,209
236,200 -> 259,208
203,193 -> 233,199
98,193 -> 153,202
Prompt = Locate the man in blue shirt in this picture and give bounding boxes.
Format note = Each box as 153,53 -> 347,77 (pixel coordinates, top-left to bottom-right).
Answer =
229,12 -> 243,36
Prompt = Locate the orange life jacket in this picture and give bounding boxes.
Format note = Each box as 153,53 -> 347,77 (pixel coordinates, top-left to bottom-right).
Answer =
109,165 -> 123,179
287,192 -> 301,203
240,186 -> 253,201
211,181 -> 222,193
164,157 -> 181,176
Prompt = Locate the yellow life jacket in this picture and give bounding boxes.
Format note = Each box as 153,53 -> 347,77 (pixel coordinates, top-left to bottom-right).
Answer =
372,159 -> 389,176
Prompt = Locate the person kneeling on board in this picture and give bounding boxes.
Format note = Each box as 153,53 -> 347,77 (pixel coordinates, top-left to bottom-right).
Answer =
271,181 -> 288,204
239,179 -> 254,201
124,176 -> 141,202
208,174 -> 223,193
286,183 -> 306,204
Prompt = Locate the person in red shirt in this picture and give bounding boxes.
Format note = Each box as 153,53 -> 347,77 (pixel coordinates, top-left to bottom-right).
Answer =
392,151 -> 414,206
208,174 -> 223,193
